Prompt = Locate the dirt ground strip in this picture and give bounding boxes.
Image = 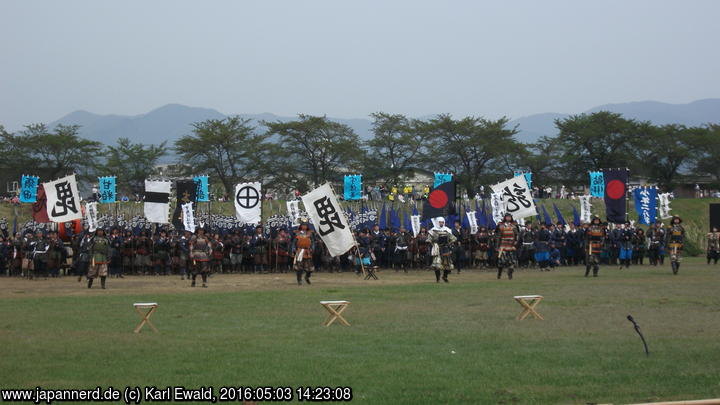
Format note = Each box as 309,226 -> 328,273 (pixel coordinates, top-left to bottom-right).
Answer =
0,268 -> 489,298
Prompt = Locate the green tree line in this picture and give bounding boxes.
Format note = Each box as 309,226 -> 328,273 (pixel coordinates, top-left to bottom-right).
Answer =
2,111 -> 719,196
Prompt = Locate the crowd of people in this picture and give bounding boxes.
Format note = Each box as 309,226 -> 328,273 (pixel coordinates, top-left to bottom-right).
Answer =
0,211 -> 717,288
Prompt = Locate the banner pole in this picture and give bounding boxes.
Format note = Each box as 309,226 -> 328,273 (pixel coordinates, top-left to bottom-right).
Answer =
329,182 -> 366,277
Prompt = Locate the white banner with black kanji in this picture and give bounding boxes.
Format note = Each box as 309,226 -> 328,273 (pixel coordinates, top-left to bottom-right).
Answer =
234,182 -> 262,225
286,200 -> 301,227
44,174 -> 83,223
301,183 -> 354,257
466,210 -> 478,234
490,175 -> 536,220
579,195 -> 593,223
182,202 -> 196,233
85,201 -> 99,232
411,215 -> 421,237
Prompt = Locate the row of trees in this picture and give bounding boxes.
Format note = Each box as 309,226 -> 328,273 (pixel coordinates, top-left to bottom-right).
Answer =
2,111 -> 719,196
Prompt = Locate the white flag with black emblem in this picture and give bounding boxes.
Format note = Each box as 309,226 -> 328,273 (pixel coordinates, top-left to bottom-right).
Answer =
234,182 -> 262,225
85,202 -> 99,232
490,176 -> 537,220
182,202 -> 196,233
301,183 -> 354,257
144,180 -> 171,224
44,174 -> 82,222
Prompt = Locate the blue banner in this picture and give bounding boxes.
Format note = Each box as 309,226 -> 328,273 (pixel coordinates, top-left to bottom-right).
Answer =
513,171 -> 532,189
343,174 -> 362,200
589,171 -> 604,197
194,175 -> 209,202
634,187 -> 657,225
19,175 -> 39,203
433,173 -> 452,188
98,176 -> 117,203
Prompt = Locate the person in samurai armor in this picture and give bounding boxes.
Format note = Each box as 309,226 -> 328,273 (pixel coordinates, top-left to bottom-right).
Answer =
392,227 -> 410,272
665,216 -> 685,275
647,222 -> 666,266
354,229 -> 373,274
584,216 -> 606,277
189,227 -> 212,287
87,228 -> 110,289
534,224 -> 552,271
273,228 -> 292,273
76,231 -> 93,282
429,217 -> 456,283
452,220 -> 468,273
518,223 -> 536,268
706,227 -> 720,265
291,220 -> 314,285
618,222 -> 635,269
251,225 -> 268,273
472,226 -> 491,268
633,228 -> 647,265
495,213 -> 518,280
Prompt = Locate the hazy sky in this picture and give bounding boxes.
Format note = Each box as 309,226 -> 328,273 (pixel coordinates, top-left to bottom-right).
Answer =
1,0 -> 719,130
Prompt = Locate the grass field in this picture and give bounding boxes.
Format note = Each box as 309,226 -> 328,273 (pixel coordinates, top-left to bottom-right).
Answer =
1,260 -> 719,404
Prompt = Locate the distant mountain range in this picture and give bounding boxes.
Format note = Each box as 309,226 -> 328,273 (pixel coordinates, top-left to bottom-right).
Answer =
43,98 -> 720,147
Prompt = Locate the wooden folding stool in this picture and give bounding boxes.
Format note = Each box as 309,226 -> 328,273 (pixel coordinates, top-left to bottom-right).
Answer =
320,300 -> 351,326
133,302 -> 159,333
513,295 -> 544,320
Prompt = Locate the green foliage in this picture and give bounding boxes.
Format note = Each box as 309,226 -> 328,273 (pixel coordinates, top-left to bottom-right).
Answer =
103,138 -> 167,194
420,114 -> 523,192
175,116 -> 272,194
264,115 -> 363,191
2,123 -> 103,180
553,112 -> 640,184
363,113 -> 430,185
689,123 -> 720,187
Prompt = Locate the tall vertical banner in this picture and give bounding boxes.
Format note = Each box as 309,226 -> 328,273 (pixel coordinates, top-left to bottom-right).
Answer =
20,175 -> 39,203
301,183 -> 354,257
490,192 -> 504,223
579,195 -> 593,223
98,176 -> 116,203
173,180 -> 197,230
433,173 -> 453,188
44,174 -> 83,223
85,202 -> 99,232
603,168 -> 628,224
513,170 -> 533,189
343,174 -> 363,201
286,200 -> 301,227
144,180 -> 171,224
234,182 -> 262,225
589,171 -> 605,198
466,210 -> 478,234
658,193 -> 672,220
410,215 -> 421,237
182,202 -> 196,233
634,187 -> 657,225
490,176 -> 536,220
193,175 -> 209,202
